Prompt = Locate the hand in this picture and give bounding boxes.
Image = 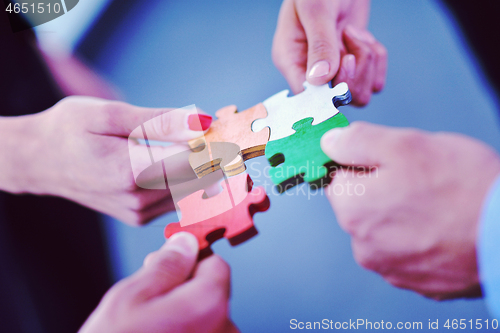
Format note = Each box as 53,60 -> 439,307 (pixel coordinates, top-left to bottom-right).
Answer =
321,122 -> 500,300
79,232 -> 239,333
0,96 -> 212,225
272,0 -> 387,105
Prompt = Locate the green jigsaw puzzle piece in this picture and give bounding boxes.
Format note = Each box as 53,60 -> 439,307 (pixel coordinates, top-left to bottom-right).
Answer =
265,113 -> 349,193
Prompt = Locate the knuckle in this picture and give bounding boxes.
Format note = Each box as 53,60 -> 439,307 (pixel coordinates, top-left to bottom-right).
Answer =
341,214 -> 363,237
336,215 -> 355,234
124,215 -> 142,227
427,293 -> 447,301
122,209 -> 148,226
97,101 -> 128,129
346,121 -> 370,139
353,92 -> 371,106
143,252 -> 157,266
393,130 -> 427,154
188,289 -> 228,324
309,40 -> 333,57
354,252 -> 372,271
119,168 -> 140,192
101,100 -> 126,118
352,243 -> 376,271
384,275 -> 407,290
299,0 -> 329,15
375,43 -> 388,60
151,110 -> 172,137
354,41 -> 373,59
153,251 -> 189,279
102,278 -> 134,306
271,45 -> 283,68
211,256 -> 231,284
122,179 -> 139,195
56,96 -> 76,107
373,79 -> 386,93
127,194 -> 148,211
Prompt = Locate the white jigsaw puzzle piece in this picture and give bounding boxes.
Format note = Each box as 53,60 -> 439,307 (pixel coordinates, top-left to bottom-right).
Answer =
251,82 -> 349,141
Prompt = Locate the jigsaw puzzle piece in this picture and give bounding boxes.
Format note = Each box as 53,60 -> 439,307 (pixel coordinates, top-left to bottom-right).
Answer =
265,112 -> 349,192
164,173 -> 270,259
178,171 -> 251,227
189,141 -> 245,178
189,104 -> 270,163
251,82 -> 351,142
132,147 -> 234,221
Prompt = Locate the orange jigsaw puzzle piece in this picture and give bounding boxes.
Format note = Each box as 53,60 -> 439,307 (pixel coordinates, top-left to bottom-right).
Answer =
164,173 -> 270,259
188,104 -> 270,176
188,141 -> 245,178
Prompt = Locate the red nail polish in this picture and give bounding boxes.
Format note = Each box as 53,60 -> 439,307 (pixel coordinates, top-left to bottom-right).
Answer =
188,114 -> 212,131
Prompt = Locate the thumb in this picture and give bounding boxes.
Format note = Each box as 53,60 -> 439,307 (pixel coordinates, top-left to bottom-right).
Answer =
321,122 -> 391,167
128,232 -> 199,302
94,100 -> 212,141
297,1 -> 341,86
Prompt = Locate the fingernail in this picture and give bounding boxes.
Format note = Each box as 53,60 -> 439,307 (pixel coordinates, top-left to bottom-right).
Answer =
322,128 -> 345,147
308,60 -> 330,78
345,54 -> 356,79
164,232 -> 198,256
188,114 -> 212,131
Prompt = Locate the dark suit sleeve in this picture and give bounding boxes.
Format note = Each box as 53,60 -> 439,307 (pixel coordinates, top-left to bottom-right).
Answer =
441,0 -> 500,108
0,12 -> 113,333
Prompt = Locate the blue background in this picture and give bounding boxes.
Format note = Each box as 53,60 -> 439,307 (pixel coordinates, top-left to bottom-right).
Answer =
78,0 -> 500,331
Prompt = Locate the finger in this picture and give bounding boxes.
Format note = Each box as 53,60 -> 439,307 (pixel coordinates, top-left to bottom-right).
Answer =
117,199 -> 176,226
325,169 -> 380,235
351,28 -> 388,93
121,187 -> 173,214
272,0 -> 308,94
372,40 -> 388,92
148,255 -> 232,331
338,25 -> 378,106
188,255 -> 231,297
332,53 -> 356,85
223,320 -> 241,333
91,100 -> 212,141
143,251 -> 159,266
133,195 -> 176,225
129,143 -> 194,190
295,0 -> 342,86
321,121 -> 394,167
132,106 -> 212,142
126,232 -> 199,302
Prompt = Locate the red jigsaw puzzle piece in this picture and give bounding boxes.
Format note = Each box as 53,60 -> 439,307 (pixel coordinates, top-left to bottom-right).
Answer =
164,173 -> 270,259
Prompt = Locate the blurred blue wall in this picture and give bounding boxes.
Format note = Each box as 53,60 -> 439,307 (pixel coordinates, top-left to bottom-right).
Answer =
79,0 -> 500,331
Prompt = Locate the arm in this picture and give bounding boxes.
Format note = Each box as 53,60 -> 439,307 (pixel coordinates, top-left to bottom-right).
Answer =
478,175 -> 500,318
80,232 -> 238,333
321,122 -> 500,300
0,114 -> 40,194
0,97 -> 212,225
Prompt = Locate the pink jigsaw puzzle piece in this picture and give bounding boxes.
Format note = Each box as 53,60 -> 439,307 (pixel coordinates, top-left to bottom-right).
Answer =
164,173 -> 270,259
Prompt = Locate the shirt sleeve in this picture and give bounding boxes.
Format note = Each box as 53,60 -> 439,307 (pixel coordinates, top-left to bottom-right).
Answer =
478,174 -> 500,319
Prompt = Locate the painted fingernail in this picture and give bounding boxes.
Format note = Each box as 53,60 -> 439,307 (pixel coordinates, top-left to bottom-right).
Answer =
164,232 -> 198,256
188,114 -> 212,131
308,60 -> 330,78
322,128 -> 345,147
345,54 -> 356,79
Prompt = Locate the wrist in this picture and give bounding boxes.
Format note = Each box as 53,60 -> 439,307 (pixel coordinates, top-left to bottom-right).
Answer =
0,113 -> 44,194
